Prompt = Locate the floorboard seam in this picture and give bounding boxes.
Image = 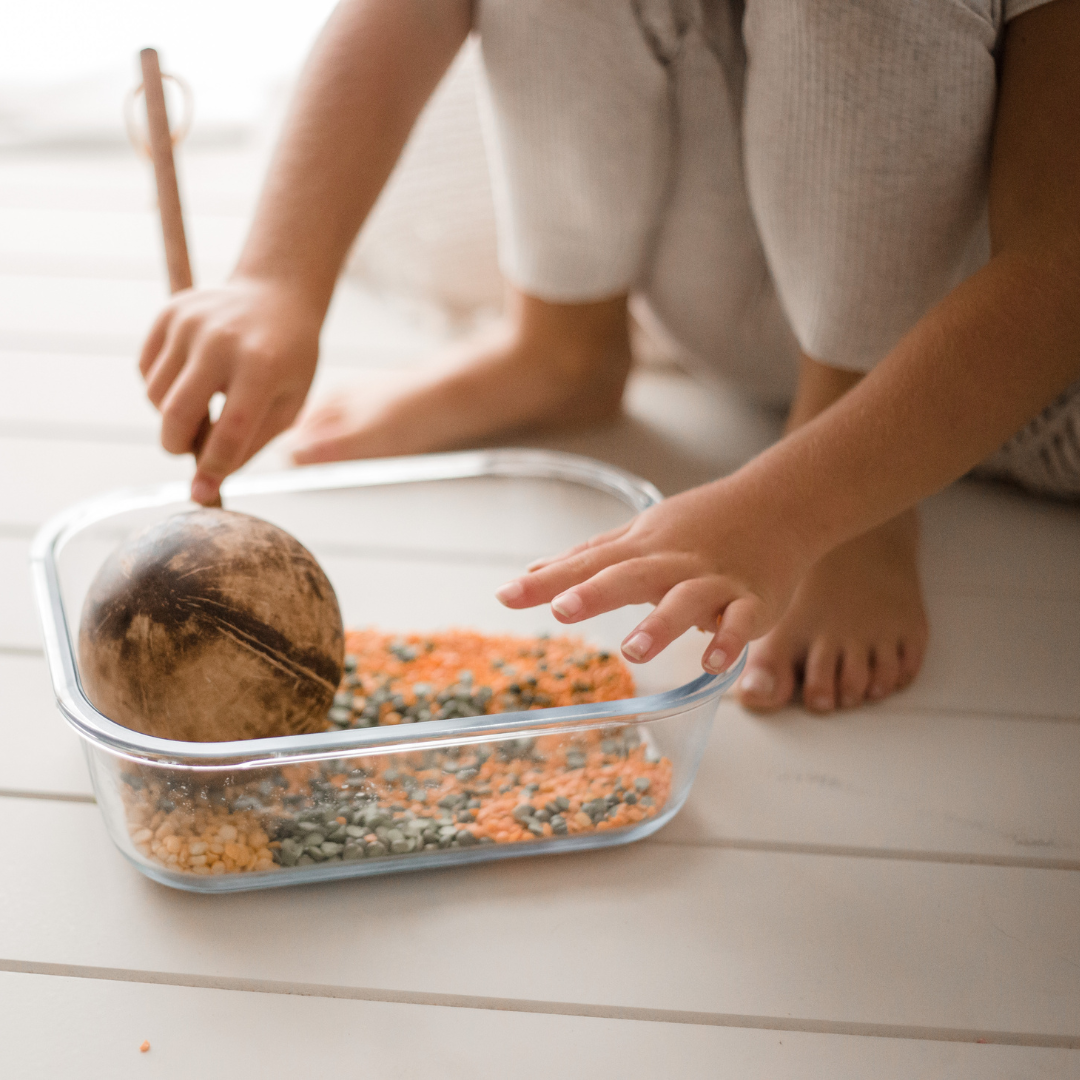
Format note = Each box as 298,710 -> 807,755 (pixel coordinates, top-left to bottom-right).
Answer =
0,788 -> 95,804
0,420 -> 155,445
1,960 -> 1076,1049
0,523 -> 36,539
650,837 -> 1080,871
717,700 -> 1080,724
0,791 -> 1075,869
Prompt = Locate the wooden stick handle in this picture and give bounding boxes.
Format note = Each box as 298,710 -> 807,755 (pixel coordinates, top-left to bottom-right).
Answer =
139,49 -> 219,506
140,48 -> 192,294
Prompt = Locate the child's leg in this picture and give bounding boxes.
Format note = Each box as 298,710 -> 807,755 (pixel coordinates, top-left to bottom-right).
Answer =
737,354 -> 928,711
734,0 -> 1005,711
291,0 -> 674,463
290,288 -> 631,462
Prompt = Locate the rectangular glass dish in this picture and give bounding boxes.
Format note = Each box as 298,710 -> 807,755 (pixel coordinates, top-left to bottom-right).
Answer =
31,449 -> 742,892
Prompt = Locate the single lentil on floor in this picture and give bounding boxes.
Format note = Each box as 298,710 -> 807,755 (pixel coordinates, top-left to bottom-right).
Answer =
121,629 -> 672,877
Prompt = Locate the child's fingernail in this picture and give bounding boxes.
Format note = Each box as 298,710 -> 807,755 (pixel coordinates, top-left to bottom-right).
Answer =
551,591 -> 583,618
739,668 -> 774,696
495,581 -> 524,605
622,631 -> 653,661
191,476 -> 218,506
704,647 -> 728,673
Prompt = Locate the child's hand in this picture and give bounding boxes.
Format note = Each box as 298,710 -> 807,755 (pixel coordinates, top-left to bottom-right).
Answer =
139,277 -> 323,505
495,480 -> 809,674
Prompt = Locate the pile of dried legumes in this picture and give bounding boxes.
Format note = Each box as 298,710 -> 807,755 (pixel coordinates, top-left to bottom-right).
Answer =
122,629 -> 672,877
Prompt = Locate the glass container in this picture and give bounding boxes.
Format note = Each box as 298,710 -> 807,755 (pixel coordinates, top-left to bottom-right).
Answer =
31,450 -> 742,892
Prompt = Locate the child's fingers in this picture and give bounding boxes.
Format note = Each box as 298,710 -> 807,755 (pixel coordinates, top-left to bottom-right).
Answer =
547,554 -> 700,625
495,540 -> 631,608
246,396 -> 306,467
701,594 -> 769,674
138,303 -> 179,378
191,394 -> 299,507
158,345 -> 228,457
620,578 -> 731,663
144,315 -> 201,409
192,383 -> 266,493
525,522 -> 633,572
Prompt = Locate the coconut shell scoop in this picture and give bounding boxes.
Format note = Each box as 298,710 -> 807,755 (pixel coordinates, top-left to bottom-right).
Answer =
78,509 -> 345,742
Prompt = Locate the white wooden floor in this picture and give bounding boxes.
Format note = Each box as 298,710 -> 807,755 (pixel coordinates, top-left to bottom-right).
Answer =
1,145 -> 1078,1078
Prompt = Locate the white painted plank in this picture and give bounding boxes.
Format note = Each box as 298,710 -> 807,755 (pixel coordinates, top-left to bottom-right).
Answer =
886,592 -> 1080,719
920,482 -> 1080,600
662,700 -> 1080,861
0,146 -> 266,217
0,206 -> 248,282
0,538 -> 38,651
0,275 -> 446,363
0,352 -> 159,439
0,799 -> 1076,1037
3,971 -> 1075,1079
0,435 -> 194,529
0,655 -> 91,797
515,370 -> 782,495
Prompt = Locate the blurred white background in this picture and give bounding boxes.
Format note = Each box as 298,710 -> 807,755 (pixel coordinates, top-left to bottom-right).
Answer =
0,0 -> 503,316
0,0 -> 339,142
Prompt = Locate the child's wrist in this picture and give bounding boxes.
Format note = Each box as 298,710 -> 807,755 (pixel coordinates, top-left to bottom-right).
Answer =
227,266 -> 333,323
716,461 -> 837,577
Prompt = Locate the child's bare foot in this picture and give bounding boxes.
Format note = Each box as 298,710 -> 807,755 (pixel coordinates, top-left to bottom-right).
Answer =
735,353 -> 929,712
289,290 -> 631,463
735,508 -> 928,712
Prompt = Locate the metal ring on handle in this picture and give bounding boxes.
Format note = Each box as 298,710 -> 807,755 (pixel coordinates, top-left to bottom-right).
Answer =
123,72 -> 194,156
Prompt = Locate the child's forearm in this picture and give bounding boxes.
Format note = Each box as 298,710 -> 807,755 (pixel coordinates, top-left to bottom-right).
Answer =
233,0 -> 473,315
728,249 -> 1080,561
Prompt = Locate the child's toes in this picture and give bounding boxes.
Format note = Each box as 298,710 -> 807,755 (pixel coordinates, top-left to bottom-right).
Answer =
867,641 -> 901,700
737,637 -> 798,712
897,633 -> 927,689
838,646 -> 871,709
802,640 -> 841,713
